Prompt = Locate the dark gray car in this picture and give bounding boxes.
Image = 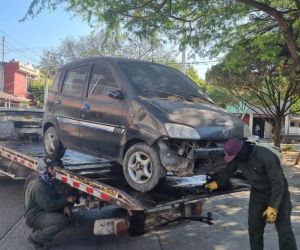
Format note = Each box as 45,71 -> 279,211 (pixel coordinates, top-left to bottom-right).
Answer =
43,57 -> 250,192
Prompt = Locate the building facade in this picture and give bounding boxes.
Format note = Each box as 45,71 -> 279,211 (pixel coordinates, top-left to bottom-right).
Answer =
227,103 -> 300,139
1,60 -> 40,107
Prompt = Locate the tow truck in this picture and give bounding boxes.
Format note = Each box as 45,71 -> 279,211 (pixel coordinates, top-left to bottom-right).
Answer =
0,139 -> 249,236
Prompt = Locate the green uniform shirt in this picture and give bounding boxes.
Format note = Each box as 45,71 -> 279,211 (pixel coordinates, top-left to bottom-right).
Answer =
24,175 -> 67,224
216,145 -> 288,209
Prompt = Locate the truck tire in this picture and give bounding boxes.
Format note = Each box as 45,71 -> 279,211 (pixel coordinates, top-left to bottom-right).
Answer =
123,143 -> 166,192
44,126 -> 65,160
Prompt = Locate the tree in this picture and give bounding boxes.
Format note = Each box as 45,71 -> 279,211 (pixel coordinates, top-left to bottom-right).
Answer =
186,66 -> 237,107
25,0 -> 300,63
39,30 -> 175,73
207,41 -> 300,147
29,78 -> 46,108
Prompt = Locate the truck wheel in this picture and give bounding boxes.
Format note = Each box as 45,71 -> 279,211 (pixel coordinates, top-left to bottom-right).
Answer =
44,126 -> 65,160
123,143 -> 166,192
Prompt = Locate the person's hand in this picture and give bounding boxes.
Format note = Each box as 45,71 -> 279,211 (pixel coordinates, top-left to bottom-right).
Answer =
64,206 -> 72,219
262,206 -> 277,223
67,195 -> 76,204
205,181 -> 218,191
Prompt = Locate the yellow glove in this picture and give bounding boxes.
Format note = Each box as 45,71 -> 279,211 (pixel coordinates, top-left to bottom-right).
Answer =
205,181 -> 218,191
262,206 -> 277,223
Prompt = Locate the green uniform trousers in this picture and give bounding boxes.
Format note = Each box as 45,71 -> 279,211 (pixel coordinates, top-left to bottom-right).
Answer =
27,212 -> 68,243
248,191 -> 297,250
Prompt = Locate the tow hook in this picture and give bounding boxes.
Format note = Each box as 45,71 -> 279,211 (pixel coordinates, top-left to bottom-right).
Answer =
189,212 -> 214,225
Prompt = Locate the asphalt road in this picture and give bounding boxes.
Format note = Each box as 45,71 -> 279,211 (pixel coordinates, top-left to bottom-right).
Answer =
0,165 -> 300,250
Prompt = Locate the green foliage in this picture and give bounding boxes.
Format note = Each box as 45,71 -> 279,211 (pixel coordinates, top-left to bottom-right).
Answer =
291,99 -> 300,113
184,66 -> 234,107
30,78 -> 47,108
186,66 -> 205,86
25,0 -> 300,147
206,37 -> 300,147
39,30 -> 175,76
281,144 -> 295,152
30,79 -> 44,107
24,0 -> 300,61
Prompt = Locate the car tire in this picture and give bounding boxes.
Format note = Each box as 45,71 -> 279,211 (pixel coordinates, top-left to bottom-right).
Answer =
123,143 -> 166,192
44,126 -> 65,160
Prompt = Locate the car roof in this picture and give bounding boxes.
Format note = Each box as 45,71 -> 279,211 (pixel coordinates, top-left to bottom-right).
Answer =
60,56 -> 160,70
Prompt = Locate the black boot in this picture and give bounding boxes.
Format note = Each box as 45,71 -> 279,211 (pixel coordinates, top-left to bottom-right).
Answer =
28,235 -> 45,250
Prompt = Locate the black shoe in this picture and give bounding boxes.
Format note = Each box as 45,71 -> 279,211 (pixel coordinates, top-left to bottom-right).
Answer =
28,236 -> 45,249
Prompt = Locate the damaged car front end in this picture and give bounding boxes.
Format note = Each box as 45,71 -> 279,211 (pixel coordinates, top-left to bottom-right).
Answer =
156,122 -> 250,177
118,60 -> 249,191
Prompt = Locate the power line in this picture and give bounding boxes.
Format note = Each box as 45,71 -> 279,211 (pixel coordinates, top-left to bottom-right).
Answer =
6,40 -> 41,62
8,47 -> 51,52
7,42 -> 39,63
0,29 -> 34,51
0,29 -> 47,64
6,46 -> 40,64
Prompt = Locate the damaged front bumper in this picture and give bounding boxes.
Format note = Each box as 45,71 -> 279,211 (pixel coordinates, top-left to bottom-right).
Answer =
157,139 -> 225,176
195,147 -> 224,158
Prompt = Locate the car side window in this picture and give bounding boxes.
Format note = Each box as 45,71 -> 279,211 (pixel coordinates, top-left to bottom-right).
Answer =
61,66 -> 88,97
88,63 -> 118,98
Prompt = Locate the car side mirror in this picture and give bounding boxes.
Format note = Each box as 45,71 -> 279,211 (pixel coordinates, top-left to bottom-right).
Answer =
107,89 -> 124,100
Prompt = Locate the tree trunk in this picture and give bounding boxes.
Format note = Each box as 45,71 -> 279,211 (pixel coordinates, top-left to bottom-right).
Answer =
295,152 -> 300,165
237,0 -> 299,62
273,119 -> 282,147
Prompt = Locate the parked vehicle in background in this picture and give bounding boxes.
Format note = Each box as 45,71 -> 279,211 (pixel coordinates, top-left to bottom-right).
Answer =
43,57 -> 250,192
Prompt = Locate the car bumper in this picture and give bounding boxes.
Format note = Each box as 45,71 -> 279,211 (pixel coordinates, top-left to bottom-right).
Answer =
195,147 -> 224,159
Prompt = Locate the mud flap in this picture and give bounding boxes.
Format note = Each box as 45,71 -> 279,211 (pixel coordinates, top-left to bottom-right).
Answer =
129,211 -> 145,236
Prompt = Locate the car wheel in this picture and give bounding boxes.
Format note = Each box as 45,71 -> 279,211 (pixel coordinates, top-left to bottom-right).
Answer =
123,143 -> 166,192
44,126 -> 65,160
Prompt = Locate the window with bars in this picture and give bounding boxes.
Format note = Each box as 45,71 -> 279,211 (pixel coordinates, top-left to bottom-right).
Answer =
62,66 -> 88,97
88,63 -> 118,98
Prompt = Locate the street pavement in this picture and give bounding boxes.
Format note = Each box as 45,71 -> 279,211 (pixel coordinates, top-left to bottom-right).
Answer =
0,165 -> 299,250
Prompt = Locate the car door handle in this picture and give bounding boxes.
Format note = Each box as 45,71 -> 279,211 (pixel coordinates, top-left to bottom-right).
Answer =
82,103 -> 91,111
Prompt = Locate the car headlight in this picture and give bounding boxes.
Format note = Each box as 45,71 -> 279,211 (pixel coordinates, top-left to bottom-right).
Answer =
165,123 -> 200,139
243,124 -> 251,138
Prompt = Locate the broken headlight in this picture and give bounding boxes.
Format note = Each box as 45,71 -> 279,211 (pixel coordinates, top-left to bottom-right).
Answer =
165,123 -> 200,140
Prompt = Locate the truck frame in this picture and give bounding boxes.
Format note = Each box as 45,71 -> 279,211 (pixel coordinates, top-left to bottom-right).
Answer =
0,140 -> 249,236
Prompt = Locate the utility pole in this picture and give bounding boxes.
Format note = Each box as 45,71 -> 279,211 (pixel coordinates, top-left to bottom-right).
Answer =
0,36 -> 5,92
181,45 -> 187,74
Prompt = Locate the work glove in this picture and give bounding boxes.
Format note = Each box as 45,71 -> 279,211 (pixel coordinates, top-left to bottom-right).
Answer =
205,181 -> 218,191
262,206 -> 277,223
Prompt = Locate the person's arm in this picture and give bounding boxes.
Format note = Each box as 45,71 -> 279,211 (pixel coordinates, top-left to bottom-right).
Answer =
215,161 -> 239,188
206,161 -> 239,191
34,185 -> 67,212
264,151 -> 285,209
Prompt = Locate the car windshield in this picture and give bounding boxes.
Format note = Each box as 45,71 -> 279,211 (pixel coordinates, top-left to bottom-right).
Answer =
119,61 -> 213,103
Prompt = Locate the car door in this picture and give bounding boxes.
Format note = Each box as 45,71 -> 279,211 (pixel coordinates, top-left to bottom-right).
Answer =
54,65 -> 90,150
79,62 -> 125,159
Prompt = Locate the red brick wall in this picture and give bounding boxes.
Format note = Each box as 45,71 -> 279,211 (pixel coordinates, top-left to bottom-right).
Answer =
4,62 -> 27,98
14,71 -> 27,98
4,62 -> 18,94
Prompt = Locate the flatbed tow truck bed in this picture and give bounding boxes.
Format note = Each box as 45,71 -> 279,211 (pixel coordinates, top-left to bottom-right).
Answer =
0,140 -> 249,236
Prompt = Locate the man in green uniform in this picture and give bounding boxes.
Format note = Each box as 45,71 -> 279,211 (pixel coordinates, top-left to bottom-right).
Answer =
205,138 -> 297,250
24,158 -> 76,249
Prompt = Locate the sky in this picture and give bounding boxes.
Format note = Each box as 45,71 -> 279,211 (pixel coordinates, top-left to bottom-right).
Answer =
0,0 -> 215,79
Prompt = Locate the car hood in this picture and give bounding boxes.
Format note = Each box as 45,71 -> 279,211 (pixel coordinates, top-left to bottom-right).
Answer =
145,99 -> 244,139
